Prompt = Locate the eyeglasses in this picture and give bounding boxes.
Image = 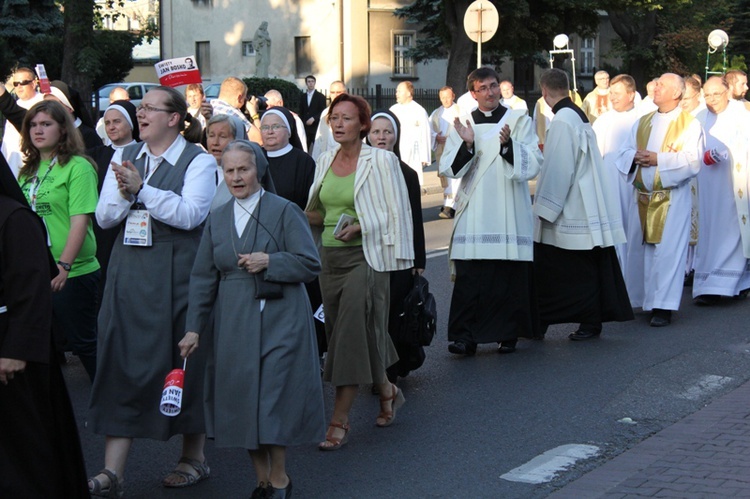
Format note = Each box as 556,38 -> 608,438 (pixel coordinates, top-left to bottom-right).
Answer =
260,124 -> 287,132
13,79 -> 34,87
473,82 -> 499,94
704,90 -> 727,99
136,104 -> 172,114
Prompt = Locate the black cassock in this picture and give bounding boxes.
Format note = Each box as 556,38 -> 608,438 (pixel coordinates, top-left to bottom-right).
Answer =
0,196 -> 88,498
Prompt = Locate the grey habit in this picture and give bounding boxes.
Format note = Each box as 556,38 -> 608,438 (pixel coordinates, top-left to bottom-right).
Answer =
186,192 -> 326,449
89,142 -> 208,439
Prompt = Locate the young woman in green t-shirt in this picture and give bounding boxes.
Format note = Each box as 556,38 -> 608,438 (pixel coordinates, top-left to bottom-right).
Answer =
18,100 -> 100,381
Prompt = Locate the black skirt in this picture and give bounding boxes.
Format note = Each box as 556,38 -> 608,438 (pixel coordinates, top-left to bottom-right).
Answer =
534,243 -> 633,328
448,259 -> 540,344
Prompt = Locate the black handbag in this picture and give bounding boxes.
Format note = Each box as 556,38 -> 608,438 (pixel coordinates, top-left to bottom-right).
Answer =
398,274 -> 437,347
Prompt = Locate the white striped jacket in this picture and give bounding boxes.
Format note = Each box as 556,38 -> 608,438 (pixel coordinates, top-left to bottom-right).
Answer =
306,145 -> 414,272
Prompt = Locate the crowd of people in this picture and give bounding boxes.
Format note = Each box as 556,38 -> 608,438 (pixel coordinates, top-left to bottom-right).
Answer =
1,62 -> 749,497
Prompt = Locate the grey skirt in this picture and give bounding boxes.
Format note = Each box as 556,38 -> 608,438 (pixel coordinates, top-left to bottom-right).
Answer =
320,246 -> 398,385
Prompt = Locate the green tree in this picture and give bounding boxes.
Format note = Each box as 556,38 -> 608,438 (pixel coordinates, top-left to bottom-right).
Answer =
0,0 -> 63,80
396,0 -> 599,93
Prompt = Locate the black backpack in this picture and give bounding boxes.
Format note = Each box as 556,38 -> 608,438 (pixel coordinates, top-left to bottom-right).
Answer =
398,274 -> 437,347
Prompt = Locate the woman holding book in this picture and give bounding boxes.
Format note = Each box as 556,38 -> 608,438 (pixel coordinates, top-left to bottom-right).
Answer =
305,94 -> 414,450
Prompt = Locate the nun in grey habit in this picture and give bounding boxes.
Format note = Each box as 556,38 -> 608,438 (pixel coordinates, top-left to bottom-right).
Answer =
179,140 -> 325,497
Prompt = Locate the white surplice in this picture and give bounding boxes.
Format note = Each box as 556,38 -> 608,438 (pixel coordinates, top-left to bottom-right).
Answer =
439,108 -> 542,262
693,102 -> 750,297
615,107 -> 704,310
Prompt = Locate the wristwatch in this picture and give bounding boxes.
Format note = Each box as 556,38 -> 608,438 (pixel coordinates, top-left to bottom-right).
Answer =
57,260 -> 72,271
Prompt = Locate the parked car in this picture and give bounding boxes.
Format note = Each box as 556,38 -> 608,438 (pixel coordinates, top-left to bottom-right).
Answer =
92,82 -> 160,117
203,83 -> 220,99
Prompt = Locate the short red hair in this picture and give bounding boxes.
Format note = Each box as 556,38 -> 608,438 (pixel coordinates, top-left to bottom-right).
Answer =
328,93 -> 371,138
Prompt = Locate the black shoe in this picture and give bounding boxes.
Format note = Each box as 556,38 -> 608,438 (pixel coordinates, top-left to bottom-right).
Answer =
497,340 -> 517,354
267,479 -> 292,499
694,294 -> 720,306
568,330 -> 601,341
448,341 -> 476,356
650,309 -> 672,327
684,270 -> 694,287
251,482 -> 270,499
438,207 -> 455,219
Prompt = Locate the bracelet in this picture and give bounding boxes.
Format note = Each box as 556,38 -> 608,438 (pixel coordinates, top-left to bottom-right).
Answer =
136,183 -> 144,196
251,114 -> 260,121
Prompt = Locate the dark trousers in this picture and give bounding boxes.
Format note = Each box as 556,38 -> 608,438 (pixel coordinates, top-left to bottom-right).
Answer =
52,270 -> 99,381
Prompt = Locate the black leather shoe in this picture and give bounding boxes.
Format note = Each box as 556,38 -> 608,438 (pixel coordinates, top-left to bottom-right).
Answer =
568,330 -> 601,341
448,341 -> 476,356
497,340 -> 517,354
694,294 -> 720,306
251,482 -> 269,499
267,478 -> 292,499
650,309 -> 672,327
684,270 -> 694,287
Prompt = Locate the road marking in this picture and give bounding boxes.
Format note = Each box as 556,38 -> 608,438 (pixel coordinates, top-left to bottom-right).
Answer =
427,247 -> 449,259
501,444 -> 600,484
677,374 -> 733,400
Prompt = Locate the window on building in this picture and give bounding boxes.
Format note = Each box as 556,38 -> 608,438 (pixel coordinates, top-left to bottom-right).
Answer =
295,36 -> 312,77
580,38 -> 595,76
242,41 -> 255,57
196,41 -> 210,76
393,31 -> 416,78
192,0 -> 213,7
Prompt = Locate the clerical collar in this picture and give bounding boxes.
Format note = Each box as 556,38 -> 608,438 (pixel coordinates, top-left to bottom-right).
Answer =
471,104 -> 506,124
480,105 -> 499,117
552,97 -> 588,123
657,106 -> 681,116
266,144 -> 293,157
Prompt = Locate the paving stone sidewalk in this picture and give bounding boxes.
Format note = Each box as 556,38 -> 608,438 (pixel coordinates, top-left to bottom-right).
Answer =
551,380 -> 750,498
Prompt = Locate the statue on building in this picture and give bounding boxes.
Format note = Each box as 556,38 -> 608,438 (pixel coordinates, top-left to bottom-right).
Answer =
253,21 -> 271,78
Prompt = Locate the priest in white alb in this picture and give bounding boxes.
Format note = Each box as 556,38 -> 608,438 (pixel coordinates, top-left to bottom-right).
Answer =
692,76 -> 750,304
592,74 -> 641,274
615,73 -> 704,327
439,67 -> 542,356
390,81 -> 431,185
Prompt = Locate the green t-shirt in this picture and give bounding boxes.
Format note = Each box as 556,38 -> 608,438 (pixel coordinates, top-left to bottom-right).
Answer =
319,168 -> 362,247
20,155 -> 100,277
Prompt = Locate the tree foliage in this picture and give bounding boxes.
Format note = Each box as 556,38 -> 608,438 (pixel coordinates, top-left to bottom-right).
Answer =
397,0 -> 600,93
1,0 -> 150,109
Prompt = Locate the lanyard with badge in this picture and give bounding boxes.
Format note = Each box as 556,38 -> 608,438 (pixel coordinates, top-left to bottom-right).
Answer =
123,157 -> 157,247
22,156 -> 57,246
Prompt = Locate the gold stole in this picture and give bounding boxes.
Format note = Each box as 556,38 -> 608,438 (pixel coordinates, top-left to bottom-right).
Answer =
633,110 -> 695,243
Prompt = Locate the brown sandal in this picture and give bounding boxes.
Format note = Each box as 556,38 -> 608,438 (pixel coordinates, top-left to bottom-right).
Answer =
376,383 -> 405,427
318,421 -> 350,451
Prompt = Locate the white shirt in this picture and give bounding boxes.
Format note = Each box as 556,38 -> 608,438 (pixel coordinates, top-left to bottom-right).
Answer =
2,92 -> 44,177
96,134 -> 217,230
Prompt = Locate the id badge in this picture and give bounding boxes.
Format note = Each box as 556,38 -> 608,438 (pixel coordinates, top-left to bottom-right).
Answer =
123,209 -> 153,246
42,218 -> 52,247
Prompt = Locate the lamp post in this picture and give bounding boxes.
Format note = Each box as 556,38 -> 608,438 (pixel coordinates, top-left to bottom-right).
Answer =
548,34 -> 577,93
705,29 -> 729,81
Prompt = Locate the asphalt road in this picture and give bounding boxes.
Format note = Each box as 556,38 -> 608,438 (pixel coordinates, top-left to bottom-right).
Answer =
64,193 -> 750,498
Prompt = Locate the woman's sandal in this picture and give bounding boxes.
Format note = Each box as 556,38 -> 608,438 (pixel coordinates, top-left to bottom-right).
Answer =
376,383 -> 405,427
88,468 -> 124,498
318,421 -> 350,451
162,456 -> 210,488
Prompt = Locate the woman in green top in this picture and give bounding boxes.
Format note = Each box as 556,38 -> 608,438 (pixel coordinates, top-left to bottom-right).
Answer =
18,100 -> 100,381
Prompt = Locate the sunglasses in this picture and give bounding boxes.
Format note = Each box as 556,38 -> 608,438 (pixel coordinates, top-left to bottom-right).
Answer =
13,79 -> 34,87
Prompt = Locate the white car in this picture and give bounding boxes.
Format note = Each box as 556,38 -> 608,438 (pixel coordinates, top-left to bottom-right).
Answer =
92,82 -> 160,116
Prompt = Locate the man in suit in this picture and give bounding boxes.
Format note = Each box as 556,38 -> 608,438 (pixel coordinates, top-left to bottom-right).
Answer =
299,75 -> 326,151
